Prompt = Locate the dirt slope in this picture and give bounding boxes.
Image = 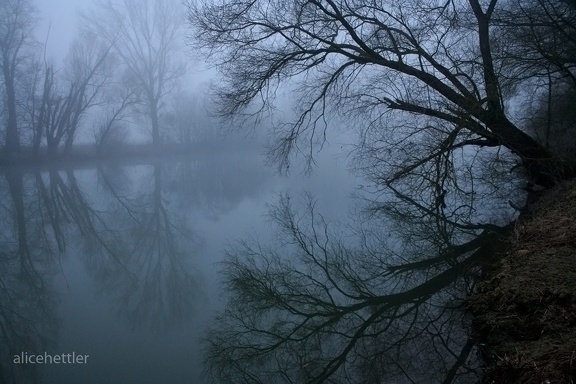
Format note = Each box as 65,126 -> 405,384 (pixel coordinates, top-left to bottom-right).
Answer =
468,181 -> 576,384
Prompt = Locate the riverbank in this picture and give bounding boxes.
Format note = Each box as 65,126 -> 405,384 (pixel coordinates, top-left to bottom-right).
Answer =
468,180 -> 576,383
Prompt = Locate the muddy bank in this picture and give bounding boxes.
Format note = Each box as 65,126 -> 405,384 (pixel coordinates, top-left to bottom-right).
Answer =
468,181 -> 576,383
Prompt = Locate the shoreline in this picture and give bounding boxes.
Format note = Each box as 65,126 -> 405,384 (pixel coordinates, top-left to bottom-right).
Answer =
0,141 -> 261,170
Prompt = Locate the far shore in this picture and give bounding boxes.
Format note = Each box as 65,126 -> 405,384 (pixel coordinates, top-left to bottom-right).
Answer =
0,141 -> 261,170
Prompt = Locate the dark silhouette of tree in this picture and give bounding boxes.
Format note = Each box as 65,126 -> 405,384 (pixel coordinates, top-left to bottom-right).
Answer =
186,2 -> 576,382
188,0 -> 575,187
496,0 -> 576,87
494,0 -> 576,165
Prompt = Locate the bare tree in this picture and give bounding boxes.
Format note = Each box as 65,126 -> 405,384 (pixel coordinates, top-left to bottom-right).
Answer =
0,5 -> 114,158
32,32 -> 113,156
187,2 -> 576,382
492,0 -> 576,164
496,0 -> 576,87
93,88 -> 135,153
188,0 -> 575,188
85,0 -> 187,146
0,0 -> 37,154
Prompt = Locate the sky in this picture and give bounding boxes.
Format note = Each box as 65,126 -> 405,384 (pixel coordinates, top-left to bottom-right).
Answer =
29,0 -> 351,147
33,0 -> 213,81
31,0 -> 221,143
35,0 -> 91,66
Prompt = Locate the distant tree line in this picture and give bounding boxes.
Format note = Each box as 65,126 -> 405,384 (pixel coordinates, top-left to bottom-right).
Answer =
0,0 -> 201,163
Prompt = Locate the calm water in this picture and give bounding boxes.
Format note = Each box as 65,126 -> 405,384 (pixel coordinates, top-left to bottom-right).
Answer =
0,146 -> 361,383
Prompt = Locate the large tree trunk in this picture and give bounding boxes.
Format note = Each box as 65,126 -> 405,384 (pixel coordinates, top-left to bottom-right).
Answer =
469,0 -> 575,187
488,113 -> 575,187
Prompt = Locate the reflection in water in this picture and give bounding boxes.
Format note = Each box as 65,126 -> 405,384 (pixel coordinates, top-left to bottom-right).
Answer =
0,170 -> 59,384
203,191 -> 511,383
0,145 -> 507,383
0,150 -> 273,383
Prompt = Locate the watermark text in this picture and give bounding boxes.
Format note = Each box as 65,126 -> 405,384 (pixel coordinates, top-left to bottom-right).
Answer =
13,352 -> 89,364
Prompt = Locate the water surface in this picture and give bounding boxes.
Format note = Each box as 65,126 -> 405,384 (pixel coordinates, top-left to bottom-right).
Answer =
0,146 -> 360,383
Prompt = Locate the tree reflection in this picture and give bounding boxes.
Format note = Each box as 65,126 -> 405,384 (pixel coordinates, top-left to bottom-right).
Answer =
0,159 -> 206,344
29,162 -> 203,332
165,149 -> 273,220
0,170 -> 58,384
204,194 -> 511,383
92,163 -> 203,331
89,152 -> 271,330
0,150 -> 277,380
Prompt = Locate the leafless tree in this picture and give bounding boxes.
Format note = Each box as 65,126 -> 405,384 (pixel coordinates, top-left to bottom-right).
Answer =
492,0 -> 576,164
188,0 -> 575,188
33,33 -> 113,156
85,0 -> 187,146
93,90 -> 134,153
186,2 -> 576,381
496,0 -> 576,87
0,0 -> 37,154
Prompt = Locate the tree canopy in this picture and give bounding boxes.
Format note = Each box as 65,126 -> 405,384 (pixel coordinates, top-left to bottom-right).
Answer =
188,0 -> 576,188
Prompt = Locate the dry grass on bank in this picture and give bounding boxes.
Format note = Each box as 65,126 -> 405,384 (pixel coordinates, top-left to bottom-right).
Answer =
468,180 -> 576,384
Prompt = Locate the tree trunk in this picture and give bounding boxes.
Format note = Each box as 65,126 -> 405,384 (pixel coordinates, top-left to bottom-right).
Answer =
488,113 -> 575,187
2,53 -> 20,154
468,0 -> 575,187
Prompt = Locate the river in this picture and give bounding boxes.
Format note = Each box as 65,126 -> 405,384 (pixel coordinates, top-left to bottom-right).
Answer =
0,144 -> 367,383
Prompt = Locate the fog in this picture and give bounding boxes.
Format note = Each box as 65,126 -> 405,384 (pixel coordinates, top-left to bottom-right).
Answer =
2,0 -> 574,383
0,2 -> 364,383
36,0 -> 88,65
19,0 -> 234,150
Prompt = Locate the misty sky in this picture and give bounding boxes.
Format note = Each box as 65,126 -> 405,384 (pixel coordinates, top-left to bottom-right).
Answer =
34,0 -> 213,85
30,0 -> 353,147
36,0 -> 90,64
